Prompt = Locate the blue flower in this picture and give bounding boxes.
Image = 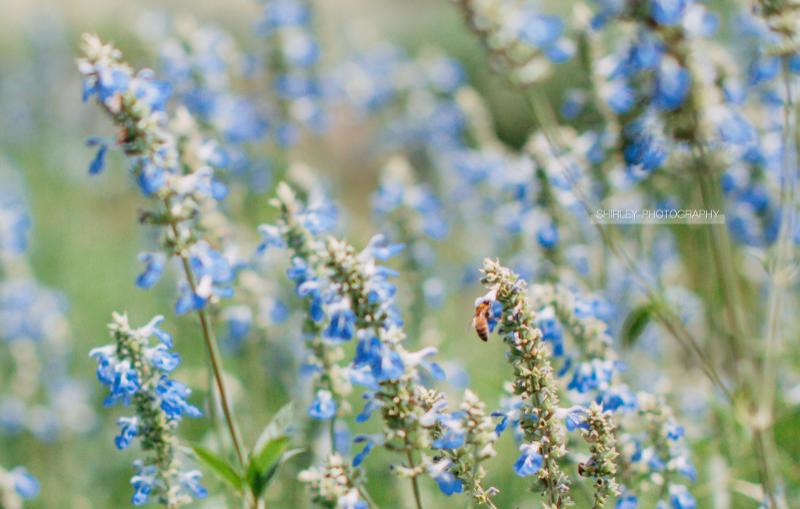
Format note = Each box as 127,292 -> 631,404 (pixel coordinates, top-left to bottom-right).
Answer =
130,462 -> 156,506
568,359 -> 615,393
666,420 -> 685,440
513,443 -> 543,476
106,364 -> 141,406
365,234 -> 405,260
88,65 -> 131,103
136,252 -> 165,289
115,417 -> 139,450
668,484 -> 696,509
10,467 -> 39,499
175,282 -> 205,315
87,140 -> 108,175
427,460 -> 463,495
623,132 -> 665,173
536,222 -> 560,249
308,389 -> 336,420
518,13 -> 563,49
156,377 -> 202,420
136,161 -> 166,196
563,405 -> 589,431
650,0 -> 687,26
131,70 -> 171,112
654,61 -> 691,111
353,336 -> 405,382
324,305 -> 356,342
355,395 -> 380,423
179,470 -> 208,500
352,436 -> 375,467
615,492 -> 638,509
146,344 -> 181,372
257,224 -> 286,253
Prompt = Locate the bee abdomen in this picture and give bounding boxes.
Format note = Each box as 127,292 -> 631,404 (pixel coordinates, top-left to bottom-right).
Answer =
475,320 -> 489,342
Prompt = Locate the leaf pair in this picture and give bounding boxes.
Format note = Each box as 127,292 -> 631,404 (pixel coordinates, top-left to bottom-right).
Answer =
192,402 -> 303,502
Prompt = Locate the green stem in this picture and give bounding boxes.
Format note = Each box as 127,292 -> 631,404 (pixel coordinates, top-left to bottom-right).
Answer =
164,200 -> 247,469
405,448 -> 424,509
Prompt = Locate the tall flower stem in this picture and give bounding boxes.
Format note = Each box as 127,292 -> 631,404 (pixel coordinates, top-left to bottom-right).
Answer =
404,447 -> 424,509
750,56 -> 798,509
165,200 -> 247,469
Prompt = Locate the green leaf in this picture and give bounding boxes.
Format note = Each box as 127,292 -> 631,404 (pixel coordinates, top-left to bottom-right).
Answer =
247,445 -> 304,498
247,436 -> 289,499
246,402 -> 302,500
253,402 -> 294,453
191,444 -> 243,491
621,304 -> 652,348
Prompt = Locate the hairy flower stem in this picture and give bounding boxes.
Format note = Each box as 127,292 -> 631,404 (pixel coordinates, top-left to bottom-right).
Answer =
165,200 -> 247,469
405,447 -> 424,509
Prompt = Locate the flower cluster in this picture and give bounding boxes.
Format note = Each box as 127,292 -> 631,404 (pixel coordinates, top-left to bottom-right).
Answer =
265,183 -> 500,506
298,453 -> 367,509
478,259 -> 574,506
90,313 -> 205,507
478,259 -> 697,508
257,0 -> 326,145
78,34 -> 237,313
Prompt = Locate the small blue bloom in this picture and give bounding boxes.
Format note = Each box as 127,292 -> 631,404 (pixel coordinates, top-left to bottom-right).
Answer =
564,405 -> 589,431
518,13 -> 563,49
615,492 -> 638,509
179,470 -> 208,500
88,141 -> 108,175
514,443 -> 543,477
352,436 -> 375,467
669,484 -> 696,509
156,377 -> 202,420
308,389 -> 336,420
650,0 -> 687,26
324,305 -> 356,342
654,62 -> 691,111
115,417 -> 139,449
136,252 -> 165,289
356,395 -> 380,423
130,462 -> 156,506
10,467 -> 39,499
136,161 -> 166,196
536,222 -> 559,249
428,460 -> 463,496
666,420 -> 685,440
257,224 -> 286,253
432,426 -> 465,450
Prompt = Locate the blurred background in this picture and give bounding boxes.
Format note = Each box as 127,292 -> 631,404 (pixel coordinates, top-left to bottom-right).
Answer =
1,0 -> 798,508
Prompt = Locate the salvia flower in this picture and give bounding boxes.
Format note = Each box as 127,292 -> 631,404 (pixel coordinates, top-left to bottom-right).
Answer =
90,313 -> 204,507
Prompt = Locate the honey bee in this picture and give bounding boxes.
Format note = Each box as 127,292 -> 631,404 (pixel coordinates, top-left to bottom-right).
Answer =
473,300 -> 491,342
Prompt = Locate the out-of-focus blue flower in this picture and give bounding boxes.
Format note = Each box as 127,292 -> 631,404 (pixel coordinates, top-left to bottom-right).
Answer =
308,389 -> 336,420
427,459 -> 463,495
615,492 -> 638,509
136,252 -> 166,289
10,467 -> 39,499
650,0 -> 687,26
668,484 -> 696,509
